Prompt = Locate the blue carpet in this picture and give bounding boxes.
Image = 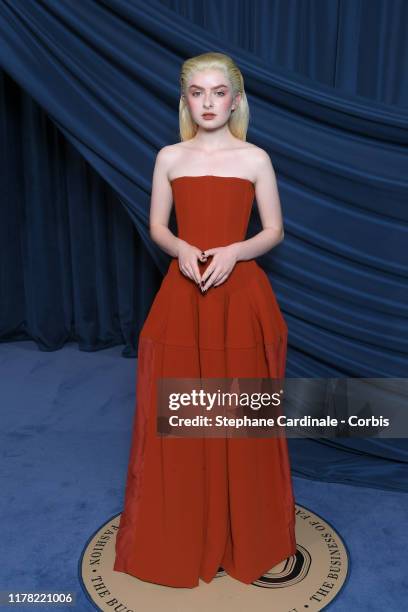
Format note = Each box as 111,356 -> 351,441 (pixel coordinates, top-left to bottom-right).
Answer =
1,341 -> 407,611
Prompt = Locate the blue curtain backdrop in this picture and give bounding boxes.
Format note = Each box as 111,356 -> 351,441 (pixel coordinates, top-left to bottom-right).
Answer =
0,67 -> 161,357
0,0 -> 407,491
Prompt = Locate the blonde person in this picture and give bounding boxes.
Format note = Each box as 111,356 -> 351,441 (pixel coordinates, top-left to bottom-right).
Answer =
114,51 -> 296,588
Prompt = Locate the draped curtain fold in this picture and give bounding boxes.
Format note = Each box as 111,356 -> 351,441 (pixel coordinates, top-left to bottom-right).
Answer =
0,0 -> 407,491
0,67 -> 162,357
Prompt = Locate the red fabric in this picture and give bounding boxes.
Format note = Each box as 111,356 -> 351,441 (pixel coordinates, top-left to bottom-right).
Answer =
114,176 -> 297,587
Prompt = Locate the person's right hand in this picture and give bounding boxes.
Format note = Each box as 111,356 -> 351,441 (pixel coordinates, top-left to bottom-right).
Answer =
177,239 -> 207,286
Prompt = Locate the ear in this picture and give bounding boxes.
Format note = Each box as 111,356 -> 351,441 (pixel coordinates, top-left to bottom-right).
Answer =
233,92 -> 242,109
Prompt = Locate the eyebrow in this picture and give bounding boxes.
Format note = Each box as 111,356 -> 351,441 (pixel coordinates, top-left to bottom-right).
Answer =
188,84 -> 229,90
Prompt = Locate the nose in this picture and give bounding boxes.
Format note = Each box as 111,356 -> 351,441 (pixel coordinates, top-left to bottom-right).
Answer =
203,93 -> 213,108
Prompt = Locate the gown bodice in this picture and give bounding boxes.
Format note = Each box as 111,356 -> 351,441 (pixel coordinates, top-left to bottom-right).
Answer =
171,175 -> 255,249
168,174 -> 258,290
142,174 -> 287,355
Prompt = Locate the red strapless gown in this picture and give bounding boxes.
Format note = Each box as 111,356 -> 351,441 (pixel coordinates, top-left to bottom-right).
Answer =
113,175 -> 297,587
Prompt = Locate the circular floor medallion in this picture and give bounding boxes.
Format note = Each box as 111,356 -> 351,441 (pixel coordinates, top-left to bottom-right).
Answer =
79,503 -> 349,611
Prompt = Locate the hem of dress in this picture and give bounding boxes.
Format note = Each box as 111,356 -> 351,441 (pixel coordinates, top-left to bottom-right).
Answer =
114,523 -> 297,589
220,531 -> 297,585
113,562 -> 200,589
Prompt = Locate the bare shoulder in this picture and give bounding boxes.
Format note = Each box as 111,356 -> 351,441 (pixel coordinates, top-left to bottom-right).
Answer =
154,143 -> 186,178
152,145 -> 177,184
244,143 -> 274,168
244,144 -> 276,183
155,144 -> 180,165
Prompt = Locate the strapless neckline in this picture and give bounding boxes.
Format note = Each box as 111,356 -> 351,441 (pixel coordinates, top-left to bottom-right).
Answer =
170,175 -> 255,188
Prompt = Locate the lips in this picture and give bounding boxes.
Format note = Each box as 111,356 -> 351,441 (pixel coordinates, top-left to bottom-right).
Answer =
202,114 -> 216,118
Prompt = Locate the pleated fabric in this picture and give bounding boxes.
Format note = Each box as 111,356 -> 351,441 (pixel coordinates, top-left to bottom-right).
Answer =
113,176 -> 297,587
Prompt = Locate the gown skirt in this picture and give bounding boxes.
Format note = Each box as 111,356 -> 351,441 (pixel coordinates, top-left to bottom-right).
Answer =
113,175 -> 297,588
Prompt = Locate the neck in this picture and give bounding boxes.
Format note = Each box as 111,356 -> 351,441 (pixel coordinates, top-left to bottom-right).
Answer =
193,123 -> 235,151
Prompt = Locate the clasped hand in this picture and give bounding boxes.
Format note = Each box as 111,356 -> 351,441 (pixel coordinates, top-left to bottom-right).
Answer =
177,240 -> 239,292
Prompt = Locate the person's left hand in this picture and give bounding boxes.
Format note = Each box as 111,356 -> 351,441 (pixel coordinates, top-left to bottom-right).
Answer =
199,244 -> 239,292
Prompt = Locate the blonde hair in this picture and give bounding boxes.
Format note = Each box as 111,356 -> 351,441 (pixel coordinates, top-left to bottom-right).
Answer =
179,52 -> 249,142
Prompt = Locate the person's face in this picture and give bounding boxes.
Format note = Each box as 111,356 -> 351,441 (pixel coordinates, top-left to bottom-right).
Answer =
183,68 -> 240,130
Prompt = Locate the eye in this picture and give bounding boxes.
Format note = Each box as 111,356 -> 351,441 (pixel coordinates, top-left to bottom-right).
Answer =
192,91 -> 201,97
216,91 -> 225,96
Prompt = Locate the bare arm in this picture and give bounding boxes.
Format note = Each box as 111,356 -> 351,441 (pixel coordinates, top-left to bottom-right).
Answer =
149,147 -> 203,285
149,147 -> 182,257
231,150 -> 284,261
